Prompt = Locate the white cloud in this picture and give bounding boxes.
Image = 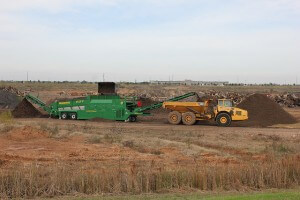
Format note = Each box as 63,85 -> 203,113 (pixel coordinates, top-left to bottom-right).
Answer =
0,0 -> 118,13
0,0 -> 299,13
264,0 -> 300,13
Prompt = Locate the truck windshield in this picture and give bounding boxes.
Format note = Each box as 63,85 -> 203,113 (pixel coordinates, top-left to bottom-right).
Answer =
224,100 -> 233,107
218,100 -> 224,106
218,100 -> 233,107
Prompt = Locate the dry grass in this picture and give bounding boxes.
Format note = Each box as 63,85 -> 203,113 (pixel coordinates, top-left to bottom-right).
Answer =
0,124 -> 14,134
0,111 -> 15,134
87,135 -> 102,144
0,111 -> 14,124
39,122 -> 60,137
122,140 -> 162,155
0,155 -> 299,198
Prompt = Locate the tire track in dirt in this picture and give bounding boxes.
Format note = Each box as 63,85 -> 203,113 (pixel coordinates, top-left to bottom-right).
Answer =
158,138 -> 221,154
158,136 -> 254,160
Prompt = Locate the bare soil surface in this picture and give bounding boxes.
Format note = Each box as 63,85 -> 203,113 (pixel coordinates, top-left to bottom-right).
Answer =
0,108 -> 299,173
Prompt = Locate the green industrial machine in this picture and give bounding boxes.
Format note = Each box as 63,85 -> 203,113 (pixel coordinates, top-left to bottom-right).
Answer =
24,92 -> 197,122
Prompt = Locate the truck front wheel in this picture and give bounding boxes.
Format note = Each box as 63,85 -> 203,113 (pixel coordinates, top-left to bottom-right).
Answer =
61,113 -> 68,120
216,113 -> 231,127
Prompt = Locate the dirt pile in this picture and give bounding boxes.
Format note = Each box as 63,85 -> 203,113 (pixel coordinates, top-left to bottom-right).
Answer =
0,86 -> 22,95
237,94 -> 297,127
272,93 -> 300,107
12,99 -> 42,118
6,126 -> 48,141
120,86 -> 300,108
0,90 -> 20,109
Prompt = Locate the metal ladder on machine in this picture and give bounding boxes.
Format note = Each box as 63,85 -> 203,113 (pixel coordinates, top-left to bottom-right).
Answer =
136,92 -> 197,112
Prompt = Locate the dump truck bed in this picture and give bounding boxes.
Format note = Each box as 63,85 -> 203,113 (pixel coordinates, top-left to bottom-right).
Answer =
163,102 -> 208,114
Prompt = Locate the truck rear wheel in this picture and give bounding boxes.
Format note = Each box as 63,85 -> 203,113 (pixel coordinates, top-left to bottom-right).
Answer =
182,112 -> 196,125
168,111 -> 182,125
216,113 -> 231,127
70,113 -> 77,120
128,116 -> 137,122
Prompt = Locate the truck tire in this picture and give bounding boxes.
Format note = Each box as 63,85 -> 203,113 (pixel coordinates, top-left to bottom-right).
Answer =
128,116 -> 137,122
70,113 -> 77,120
182,112 -> 196,125
168,111 -> 182,125
216,113 -> 231,127
61,113 -> 68,120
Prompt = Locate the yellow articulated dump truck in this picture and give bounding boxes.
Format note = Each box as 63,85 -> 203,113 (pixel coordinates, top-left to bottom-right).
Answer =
162,99 -> 248,126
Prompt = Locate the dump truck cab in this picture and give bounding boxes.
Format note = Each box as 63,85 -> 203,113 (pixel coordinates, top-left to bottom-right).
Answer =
214,99 -> 248,126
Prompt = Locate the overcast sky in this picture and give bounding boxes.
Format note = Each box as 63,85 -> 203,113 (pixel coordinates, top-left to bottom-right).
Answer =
0,0 -> 299,84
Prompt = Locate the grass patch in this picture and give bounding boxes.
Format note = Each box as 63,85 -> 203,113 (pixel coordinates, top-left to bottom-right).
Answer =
63,190 -> 300,200
264,142 -> 294,154
87,135 -> 102,144
103,133 -> 122,144
123,140 -> 162,155
0,124 -> 14,133
39,123 -> 59,137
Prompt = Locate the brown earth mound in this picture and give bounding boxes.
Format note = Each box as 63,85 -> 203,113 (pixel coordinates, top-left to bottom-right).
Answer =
236,94 -> 297,127
12,99 -> 42,118
6,126 -> 48,141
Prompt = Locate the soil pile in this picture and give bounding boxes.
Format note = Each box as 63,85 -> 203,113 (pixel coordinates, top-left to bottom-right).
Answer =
0,90 -> 20,109
12,99 -> 42,118
236,94 -> 297,127
6,126 -> 48,141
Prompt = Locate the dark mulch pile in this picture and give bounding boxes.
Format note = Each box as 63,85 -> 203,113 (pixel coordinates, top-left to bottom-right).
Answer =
12,99 -> 42,118
235,94 -> 297,127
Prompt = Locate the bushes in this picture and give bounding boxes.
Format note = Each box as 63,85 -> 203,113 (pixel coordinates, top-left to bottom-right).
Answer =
0,111 -> 15,134
0,111 -> 14,124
